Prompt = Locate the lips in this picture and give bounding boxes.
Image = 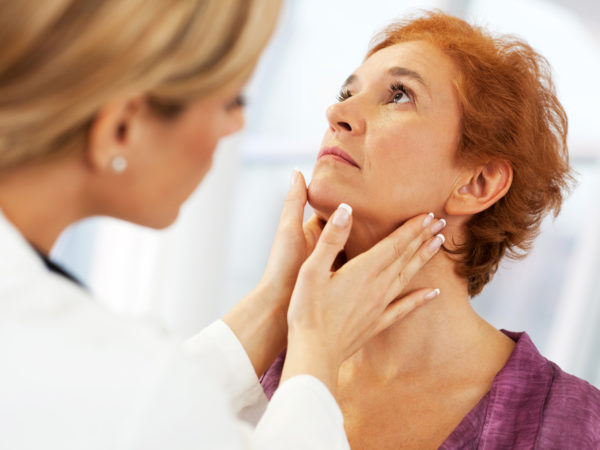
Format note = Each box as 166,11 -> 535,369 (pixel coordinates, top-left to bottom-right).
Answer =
317,146 -> 360,168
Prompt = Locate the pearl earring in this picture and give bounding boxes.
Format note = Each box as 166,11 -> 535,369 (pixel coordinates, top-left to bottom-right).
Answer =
111,155 -> 128,173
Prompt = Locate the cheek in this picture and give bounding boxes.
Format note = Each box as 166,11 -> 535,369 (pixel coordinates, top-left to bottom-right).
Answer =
178,120 -> 221,171
148,119 -> 220,211
367,124 -> 458,210
369,126 -> 438,181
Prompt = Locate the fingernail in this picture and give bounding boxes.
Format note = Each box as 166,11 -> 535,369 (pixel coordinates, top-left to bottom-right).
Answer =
428,233 -> 445,252
332,203 -> 352,228
422,212 -> 435,228
290,168 -> 300,187
430,218 -> 446,234
424,288 -> 441,301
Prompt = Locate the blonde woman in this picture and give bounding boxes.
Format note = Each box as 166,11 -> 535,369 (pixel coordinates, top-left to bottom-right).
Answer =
0,1 -> 447,448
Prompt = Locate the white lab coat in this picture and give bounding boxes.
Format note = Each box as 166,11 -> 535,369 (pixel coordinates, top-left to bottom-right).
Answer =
0,212 -> 350,449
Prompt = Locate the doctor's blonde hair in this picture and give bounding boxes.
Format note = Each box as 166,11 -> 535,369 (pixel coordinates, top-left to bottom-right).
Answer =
0,0 -> 281,170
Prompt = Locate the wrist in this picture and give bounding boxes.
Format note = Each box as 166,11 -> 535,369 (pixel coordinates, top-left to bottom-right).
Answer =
282,330 -> 340,396
256,276 -> 294,305
253,280 -> 291,332
222,285 -> 289,377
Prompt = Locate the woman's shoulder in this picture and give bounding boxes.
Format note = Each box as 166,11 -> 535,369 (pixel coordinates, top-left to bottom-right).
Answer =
546,359 -> 600,406
538,359 -> 600,446
497,330 -> 600,447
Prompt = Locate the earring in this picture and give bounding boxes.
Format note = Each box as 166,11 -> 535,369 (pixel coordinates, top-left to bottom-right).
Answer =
111,155 -> 128,173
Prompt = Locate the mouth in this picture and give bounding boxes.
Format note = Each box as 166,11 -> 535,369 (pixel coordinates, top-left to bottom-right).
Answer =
317,146 -> 360,168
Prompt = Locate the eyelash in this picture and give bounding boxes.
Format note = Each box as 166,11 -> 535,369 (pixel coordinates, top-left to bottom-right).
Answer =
336,83 -> 414,103
336,88 -> 351,102
389,82 -> 413,103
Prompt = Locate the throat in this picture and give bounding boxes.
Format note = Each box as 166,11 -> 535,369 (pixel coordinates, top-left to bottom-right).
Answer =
336,322 -> 515,450
338,293 -> 515,385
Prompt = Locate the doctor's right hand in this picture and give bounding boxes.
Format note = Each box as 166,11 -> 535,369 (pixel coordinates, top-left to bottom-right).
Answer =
281,204 -> 446,395
223,170 -> 325,378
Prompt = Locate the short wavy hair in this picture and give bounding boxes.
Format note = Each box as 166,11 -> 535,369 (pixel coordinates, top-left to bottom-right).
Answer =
368,11 -> 573,296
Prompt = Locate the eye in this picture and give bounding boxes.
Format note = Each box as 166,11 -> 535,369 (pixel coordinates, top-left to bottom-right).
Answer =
337,87 -> 352,102
226,94 -> 247,111
389,82 -> 412,105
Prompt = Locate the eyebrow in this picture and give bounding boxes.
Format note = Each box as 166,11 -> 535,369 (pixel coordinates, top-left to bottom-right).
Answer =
342,67 -> 429,92
342,74 -> 356,88
387,66 -> 427,89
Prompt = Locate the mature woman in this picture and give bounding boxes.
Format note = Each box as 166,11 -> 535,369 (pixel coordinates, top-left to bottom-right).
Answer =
0,1 -> 447,449
262,11 -> 600,449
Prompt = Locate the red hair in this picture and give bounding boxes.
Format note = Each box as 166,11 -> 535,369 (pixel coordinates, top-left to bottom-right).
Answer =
368,11 -> 572,296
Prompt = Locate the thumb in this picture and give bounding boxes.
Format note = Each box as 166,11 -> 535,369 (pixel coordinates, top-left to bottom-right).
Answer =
277,169 -> 307,231
306,203 -> 353,270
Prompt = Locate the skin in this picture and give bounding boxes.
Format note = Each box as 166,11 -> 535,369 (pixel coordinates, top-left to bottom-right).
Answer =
0,74 -> 444,407
307,40 -> 516,449
0,86 -> 246,254
309,42 -> 462,248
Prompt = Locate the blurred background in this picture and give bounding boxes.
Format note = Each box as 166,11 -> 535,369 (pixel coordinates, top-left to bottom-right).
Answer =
52,0 -> 600,387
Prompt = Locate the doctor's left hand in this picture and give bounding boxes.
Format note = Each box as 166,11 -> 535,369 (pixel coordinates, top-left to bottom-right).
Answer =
223,169 -> 323,377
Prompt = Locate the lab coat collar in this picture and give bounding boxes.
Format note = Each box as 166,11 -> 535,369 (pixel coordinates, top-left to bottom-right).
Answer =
0,208 -> 48,279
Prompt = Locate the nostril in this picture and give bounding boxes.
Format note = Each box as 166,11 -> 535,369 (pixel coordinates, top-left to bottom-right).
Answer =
338,121 -> 352,132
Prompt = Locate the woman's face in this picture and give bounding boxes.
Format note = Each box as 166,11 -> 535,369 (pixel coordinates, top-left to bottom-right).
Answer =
309,40 -> 463,236
114,85 -> 245,228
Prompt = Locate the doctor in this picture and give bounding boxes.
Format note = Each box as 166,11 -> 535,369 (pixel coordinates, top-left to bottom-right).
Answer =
0,0 -> 445,448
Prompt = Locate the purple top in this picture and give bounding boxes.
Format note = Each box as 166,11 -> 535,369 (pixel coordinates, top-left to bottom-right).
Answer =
261,331 -> 600,448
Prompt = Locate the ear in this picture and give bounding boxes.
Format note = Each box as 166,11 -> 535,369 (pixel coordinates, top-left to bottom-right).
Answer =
86,97 -> 143,172
445,159 -> 513,216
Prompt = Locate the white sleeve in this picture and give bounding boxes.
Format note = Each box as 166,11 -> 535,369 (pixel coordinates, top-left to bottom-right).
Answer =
254,375 -> 350,450
184,320 -> 268,425
183,320 -> 351,450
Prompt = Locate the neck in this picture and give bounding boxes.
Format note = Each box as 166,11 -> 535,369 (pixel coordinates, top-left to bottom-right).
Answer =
0,156 -> 91,256
338,218 -> 514,384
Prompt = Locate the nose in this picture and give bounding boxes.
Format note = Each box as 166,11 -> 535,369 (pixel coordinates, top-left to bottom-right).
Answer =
326,99 -> 366,136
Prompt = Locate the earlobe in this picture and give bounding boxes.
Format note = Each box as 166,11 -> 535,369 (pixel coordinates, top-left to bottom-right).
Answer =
86,98 -> 140,173
445,160 -> 513,216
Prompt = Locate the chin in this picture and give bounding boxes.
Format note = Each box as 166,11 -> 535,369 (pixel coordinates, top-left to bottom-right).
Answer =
149,211 -> 180,229
307,175 -> 352,221
308,172 -> 410,241
128,207 -> 180,230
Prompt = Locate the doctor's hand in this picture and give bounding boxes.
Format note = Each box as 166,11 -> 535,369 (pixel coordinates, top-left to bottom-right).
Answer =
281,205 -> 446,395
223,170 -> 324,377
259,169 -> 324,311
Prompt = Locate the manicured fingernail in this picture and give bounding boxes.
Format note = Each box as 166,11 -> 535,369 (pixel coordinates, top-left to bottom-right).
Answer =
332,203 -> 352,228
428,233 -> 445,252
424,288 -> 441,301
430,218 -> 446,234
422,212 -> 435,228
290,168 -> 300,187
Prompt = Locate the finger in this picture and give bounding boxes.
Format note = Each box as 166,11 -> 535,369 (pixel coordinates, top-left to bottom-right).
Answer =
372,288 -> 440,335
303,214 -> 326,254
355,213 -> 444,275
384,233 -> 445,300
276,169 -> 308,233
304,203 -> 353,271
380,217 -> 446,282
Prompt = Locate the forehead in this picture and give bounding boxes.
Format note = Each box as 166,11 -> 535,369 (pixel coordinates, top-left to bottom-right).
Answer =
356,40 -> 458,92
